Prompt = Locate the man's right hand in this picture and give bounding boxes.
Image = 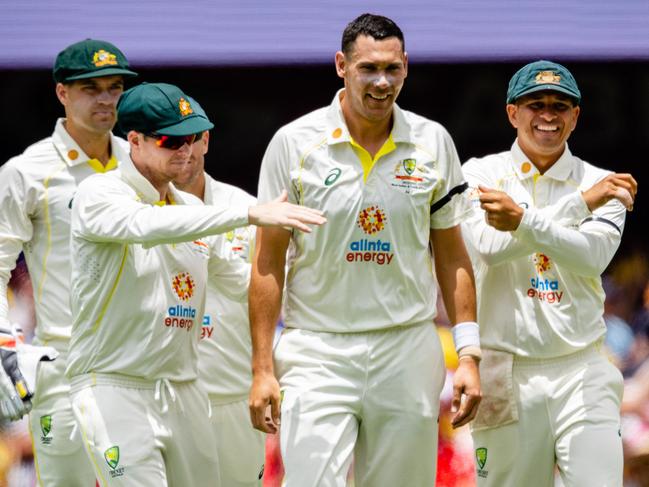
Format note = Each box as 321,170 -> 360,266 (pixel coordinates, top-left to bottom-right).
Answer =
0,326 -> 58,421
249,372 -> 281,434
248,190 -> 326,233
582,173 -> 638,212
0,361 -> 30,421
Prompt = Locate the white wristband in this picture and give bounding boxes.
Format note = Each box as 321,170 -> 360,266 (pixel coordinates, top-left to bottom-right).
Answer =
452,321 -> 480,352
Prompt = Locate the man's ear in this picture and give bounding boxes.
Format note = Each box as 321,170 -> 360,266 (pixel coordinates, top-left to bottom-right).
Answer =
335,51 -> 346,79
505,104 -> 519,129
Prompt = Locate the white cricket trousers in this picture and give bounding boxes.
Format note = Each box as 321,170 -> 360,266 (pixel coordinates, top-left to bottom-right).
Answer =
29,340 -> 96,487
274,321 -> 446,487
209,397 -> 266,486
472,344 -> 623,487
70,374 -> 220,487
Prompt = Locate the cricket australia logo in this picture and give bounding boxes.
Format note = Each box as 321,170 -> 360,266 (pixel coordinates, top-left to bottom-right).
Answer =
40,415 -> 52,444
391,158 -> 427,193
178,97 -> 193,116
476,447 -> 488,478
403,158 -> 416,175
172,272 -> 195,302
357,206 -> 386,235
92,50 -> 118,67
104,446 -> 125,477
535,71 -> 561,84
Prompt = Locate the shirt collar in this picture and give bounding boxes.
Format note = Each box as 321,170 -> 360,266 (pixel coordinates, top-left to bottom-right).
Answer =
325,88 -> 412,146
510,139 -> 576,181
119,152 -> 163,204
52,118 -> 122,172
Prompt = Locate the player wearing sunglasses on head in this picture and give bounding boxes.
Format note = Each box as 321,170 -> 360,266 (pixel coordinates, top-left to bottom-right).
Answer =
65,82 -> 325,487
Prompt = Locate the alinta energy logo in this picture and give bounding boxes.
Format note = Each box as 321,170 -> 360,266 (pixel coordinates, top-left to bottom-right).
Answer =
172,272 -> 195,301
346,205 -> 394,266
165,272 -> 197,331
528,253 -> 563,304
357,206 -> 386,235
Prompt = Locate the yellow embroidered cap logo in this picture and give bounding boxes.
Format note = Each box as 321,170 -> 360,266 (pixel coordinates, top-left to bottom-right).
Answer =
92,50 -> 118,67
535,71 -> 561,85
178,98 -> 193,117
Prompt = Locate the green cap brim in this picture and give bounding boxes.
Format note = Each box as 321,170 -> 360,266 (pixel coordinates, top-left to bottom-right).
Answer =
509,84 -> 580,104
64,67 -> 138,82
155,114 -> 215,136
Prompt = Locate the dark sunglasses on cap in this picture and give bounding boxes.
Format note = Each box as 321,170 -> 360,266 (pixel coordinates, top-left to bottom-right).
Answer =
146,131 -> 203,150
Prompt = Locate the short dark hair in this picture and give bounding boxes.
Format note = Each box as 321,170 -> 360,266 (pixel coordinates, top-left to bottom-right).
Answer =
341,13 -> 404,56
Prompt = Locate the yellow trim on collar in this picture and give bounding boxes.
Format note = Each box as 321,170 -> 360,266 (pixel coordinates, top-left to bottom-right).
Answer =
350,134 -> 396,182
154,194 -> 176,206
86,155 -> 118,173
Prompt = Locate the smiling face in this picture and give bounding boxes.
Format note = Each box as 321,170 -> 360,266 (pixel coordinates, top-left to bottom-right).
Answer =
174,131 -> 209,188
506,91 -> 580,171
335,34 -> 408,128
56,75 -> 125,136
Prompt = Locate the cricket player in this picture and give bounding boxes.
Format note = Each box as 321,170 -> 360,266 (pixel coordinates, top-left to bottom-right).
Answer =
249,13 -> 481,487
0,38 -> 137,486
173,99 -> 266,486
66,82 -> 324,486
461,60 -> 638,486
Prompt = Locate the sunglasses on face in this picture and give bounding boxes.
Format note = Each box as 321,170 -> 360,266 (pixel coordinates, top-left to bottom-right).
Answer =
146,132 -> 201,150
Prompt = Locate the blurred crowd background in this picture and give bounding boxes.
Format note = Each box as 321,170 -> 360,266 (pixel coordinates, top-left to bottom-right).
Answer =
0,1 -> 647,485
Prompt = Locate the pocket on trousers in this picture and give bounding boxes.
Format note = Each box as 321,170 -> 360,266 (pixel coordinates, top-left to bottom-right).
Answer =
471,348 -> 518,431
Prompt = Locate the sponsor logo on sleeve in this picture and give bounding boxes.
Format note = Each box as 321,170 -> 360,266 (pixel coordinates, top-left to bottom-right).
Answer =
345,206 -> 394,266
527,253 -> 563,304
191,239 -> 210,257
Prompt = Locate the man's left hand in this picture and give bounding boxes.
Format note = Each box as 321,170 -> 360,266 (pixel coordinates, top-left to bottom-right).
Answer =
478,185 -> 524,231
451,355 -> 482,428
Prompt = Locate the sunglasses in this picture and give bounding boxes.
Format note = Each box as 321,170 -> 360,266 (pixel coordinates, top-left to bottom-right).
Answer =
146,132 -> 202,150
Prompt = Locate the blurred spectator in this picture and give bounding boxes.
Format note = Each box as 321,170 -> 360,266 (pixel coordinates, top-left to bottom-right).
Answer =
603,276 -> 635,369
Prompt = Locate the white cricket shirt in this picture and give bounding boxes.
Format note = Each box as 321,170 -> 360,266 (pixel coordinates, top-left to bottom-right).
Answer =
462,140 -> 626,358
66,150 -> 250,381
198,175 -> 255,402
257,89 -> 471,333
0,119 -> 124,347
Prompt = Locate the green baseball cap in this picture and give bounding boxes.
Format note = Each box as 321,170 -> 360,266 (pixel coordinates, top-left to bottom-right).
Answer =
53,39 -> 137,83
117,83 -> 214,136
506,60 -> 581,105
186,96 -> 210,122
